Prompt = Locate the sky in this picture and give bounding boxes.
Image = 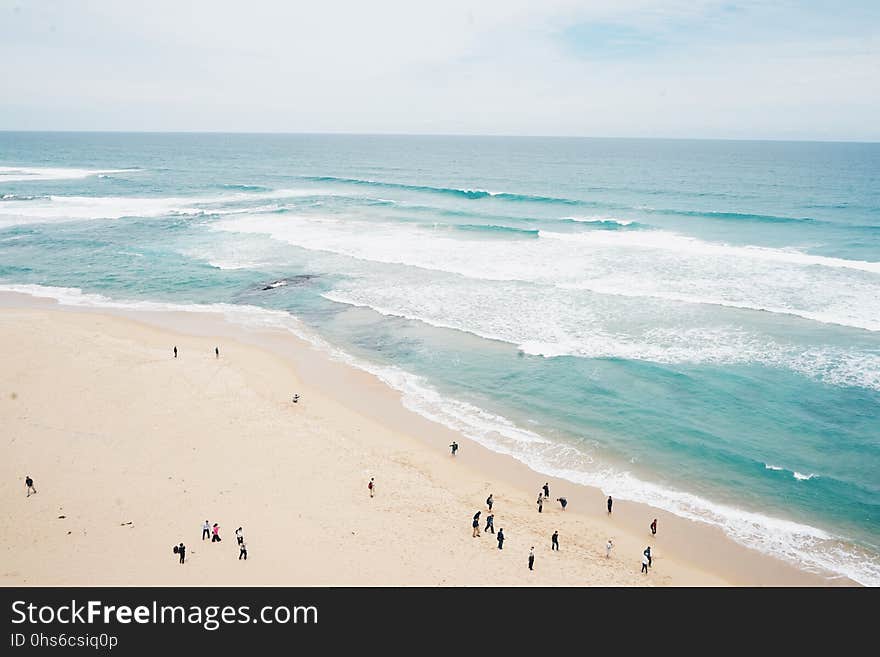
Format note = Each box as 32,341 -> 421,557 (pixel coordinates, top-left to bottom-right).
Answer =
1,0 -> 878,140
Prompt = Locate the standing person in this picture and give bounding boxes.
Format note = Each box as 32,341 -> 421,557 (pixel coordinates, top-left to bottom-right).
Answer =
484,513 -> 495,534
497,528 -> 505,550
650,518 -> 657,536
528,547 -> 535,571
543,482 -> 550,499
368,477 -> 375,498
215,346 -> 220,359
557,497 -> 567,511
472,511 -> 481,537
449,441 -> 459,456
537,494 -> 543,514
239,542 -> 248,561
606,539 -> 614,558
644,546 -> 652,568
235,527 -> 244,546
607,496 -> 613,514
211,523 -> 221,542
202,520 -> 210,540
178,542 -> 186,564
25,475 -> 37,497
173,346 -> 177,359
486,493 -> 494,511
641,551 -> 649,574
551,531 -> 559,551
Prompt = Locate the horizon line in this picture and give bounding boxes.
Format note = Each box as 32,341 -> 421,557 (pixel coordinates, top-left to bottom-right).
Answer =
0,129 -> 877,145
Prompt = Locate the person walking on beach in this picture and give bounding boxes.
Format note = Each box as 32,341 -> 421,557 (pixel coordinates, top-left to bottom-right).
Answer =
644,546 -> 652,568
607,496 -> 613,514
650,518 -> 657,536
235,527 -> 244,546
211,523 -> 221,542
177,542 -> 186,564
472,511 -> 481,537
528,547 -> 535,571
641,551 -> 649,574
606,539 -> 614,558
173,346 -> 177,359
485,513 -> 495,534
557,497 -> 567,511
202,520 -> 210,540
292,394 -> 300,403
543,482 -> 550,499
215,346 -> 219,359
537,494 -> 543,514
239,542 -> 248,561
449,441 -> 459,456
25,475 -> 37,497
368,477 -> 375,498
551,531 -> 559,551
497,528 -> 505,549
486,493 -> 494,511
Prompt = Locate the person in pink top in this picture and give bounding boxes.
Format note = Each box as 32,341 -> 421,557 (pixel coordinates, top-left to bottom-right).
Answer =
211,523 -> 221,542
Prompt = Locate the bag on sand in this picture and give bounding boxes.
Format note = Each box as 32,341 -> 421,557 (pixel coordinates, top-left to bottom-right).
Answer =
173,545 -> 179,554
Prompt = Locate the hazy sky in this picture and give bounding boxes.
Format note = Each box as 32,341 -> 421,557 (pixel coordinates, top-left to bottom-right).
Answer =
1,0 -> 878,139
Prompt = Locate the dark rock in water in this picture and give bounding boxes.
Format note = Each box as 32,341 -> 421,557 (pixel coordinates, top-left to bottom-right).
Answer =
260,274 -> 317,291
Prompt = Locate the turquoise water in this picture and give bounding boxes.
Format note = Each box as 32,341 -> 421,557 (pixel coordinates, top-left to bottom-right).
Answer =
1,133 -> 878,584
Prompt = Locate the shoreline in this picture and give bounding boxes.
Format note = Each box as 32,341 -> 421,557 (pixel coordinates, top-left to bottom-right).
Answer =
0,291 -> 853,586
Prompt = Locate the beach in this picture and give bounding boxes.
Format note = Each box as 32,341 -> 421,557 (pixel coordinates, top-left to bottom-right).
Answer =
0,293 -> 845,586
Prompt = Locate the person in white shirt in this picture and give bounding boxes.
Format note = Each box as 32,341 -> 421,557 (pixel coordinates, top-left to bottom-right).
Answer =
641,552 -> 649,573
606,539 -> 613,558
202,520 -> 210,541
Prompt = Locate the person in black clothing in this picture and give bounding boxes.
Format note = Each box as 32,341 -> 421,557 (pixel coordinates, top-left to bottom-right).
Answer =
650,518 -> 657,536
543,482 -> 550,498
177,543 -> 186,564
607,496 -> 613,514
486,494 -> 493,511
215,346 -> 220,358
497,529 -> 504,549
551,531 -> 559,551
25,475 -> 37,497
173,346 -> 177,359
472,511 -> 481,537
484,513 -> 495,534
528,547 -> 535,571
557,497 -> 567,511
537,495 -> 543,513
239,542 -> 248,560
644,546 -> 652,568
449,442 -> 459,456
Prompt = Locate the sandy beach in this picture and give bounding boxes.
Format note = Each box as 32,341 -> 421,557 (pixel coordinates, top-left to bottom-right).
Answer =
0,294 -> 848,586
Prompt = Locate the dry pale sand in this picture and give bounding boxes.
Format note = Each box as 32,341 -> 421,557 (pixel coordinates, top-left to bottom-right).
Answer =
0,298 -> 844,586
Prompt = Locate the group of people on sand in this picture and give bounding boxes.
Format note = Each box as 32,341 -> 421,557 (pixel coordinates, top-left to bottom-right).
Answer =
370,449 -> 663,577
469,483 -> 661,575
171,345 -> 221,359
608,496 -> 660,574
171,343 -> 303,405
175,521 -> 247,565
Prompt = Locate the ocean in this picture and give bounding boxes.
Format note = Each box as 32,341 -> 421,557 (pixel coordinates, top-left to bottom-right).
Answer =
1,132 -> 878,585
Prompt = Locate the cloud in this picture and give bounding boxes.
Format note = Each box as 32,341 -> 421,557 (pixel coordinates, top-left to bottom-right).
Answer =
0,0 -> 877,139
